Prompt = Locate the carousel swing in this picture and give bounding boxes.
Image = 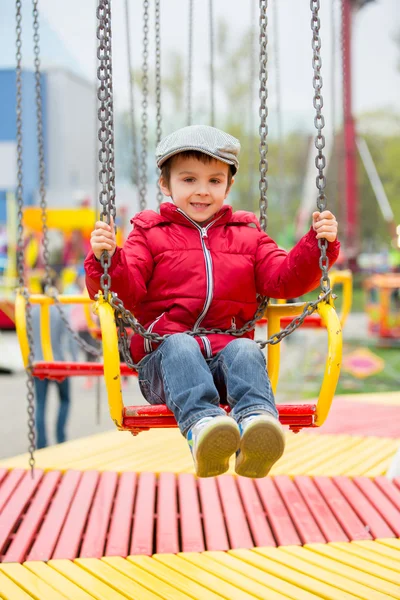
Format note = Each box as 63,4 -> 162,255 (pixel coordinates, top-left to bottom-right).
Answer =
92,0 -> 342,436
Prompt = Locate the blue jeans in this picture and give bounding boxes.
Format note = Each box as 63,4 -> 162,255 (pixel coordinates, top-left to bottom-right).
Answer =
138,334 -> 278,436
34,378 -> 71,449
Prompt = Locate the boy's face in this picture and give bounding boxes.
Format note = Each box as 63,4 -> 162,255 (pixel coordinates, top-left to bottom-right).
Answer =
159,155 -> 233,224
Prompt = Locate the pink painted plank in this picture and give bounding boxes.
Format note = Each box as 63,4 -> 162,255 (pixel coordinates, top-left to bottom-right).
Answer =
273,475 -> 325,544
0,469 -> 43,556
0,469 -> 8,486
130,472 -> 156,556
106,472 -> 137,557
294,476 -> 349,543
0,469 -> 26,513
255,477 -> 301,546
178,473 -> 204,553
374,477 -> 400,512
353,477 -> 400,537
236,477 -> 276,547
312,477 -> 372,541
80,471 -> 118,558
156,472 -> 179,554
198,478 -> 229,551
52,470 -> 100,560
3,471 -> 61,563
27,470 -> 82,561
394,478 -> 400,491
333,476 -> 394,539
217,475 -> 253,549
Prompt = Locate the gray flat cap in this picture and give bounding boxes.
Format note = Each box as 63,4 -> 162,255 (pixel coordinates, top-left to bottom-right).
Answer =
156,125 -> 240,174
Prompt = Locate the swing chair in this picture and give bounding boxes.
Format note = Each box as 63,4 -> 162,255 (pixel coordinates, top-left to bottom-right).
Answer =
91,0 -> 342,436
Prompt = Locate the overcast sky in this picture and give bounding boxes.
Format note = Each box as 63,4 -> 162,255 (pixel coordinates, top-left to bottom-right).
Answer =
3,0 -> 400,135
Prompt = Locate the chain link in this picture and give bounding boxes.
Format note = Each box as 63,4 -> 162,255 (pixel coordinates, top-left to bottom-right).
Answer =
209,0 -> 215,127
187,0 -> 193,126
258,0 -> 268,234
138,0 -> 149,211
311,0 -> 330,293
155,0 -> 163,207
16,0 -> 36,475
124,0 -> 139,190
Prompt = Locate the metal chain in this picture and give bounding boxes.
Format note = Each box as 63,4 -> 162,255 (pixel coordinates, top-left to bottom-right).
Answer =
32,0 -> 51,289
16,0 -> 36,474
248,0 -> 257,211
139,0 -> 149,211
124,0 -> 139,189
209,0 -> 215,127
272,0 -> 286,217
258,0 -> 268,233
310,0 -> 331,293
187,0 -> 193,126
155,0 -> 163,207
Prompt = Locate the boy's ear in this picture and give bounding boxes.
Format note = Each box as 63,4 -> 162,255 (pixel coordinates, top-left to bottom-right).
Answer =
159,176 -> 171,197
225,176 -> 234,198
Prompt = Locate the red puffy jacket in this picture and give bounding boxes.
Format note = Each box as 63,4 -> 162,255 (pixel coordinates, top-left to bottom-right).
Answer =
85,202 -> 340,364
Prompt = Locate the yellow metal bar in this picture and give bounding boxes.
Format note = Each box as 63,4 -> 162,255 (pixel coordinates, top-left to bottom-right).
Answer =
15,291 -> 29,368
23,207 -> 97,233
40,303 -> 54,362
28,294 -> 93,305
314,301 -> 342,426
95,295 -> 124,427
329,269 -> 353,327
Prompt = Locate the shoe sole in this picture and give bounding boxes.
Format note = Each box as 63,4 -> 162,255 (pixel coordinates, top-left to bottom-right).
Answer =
195,419 -> 240,478
235,417 -> 285,479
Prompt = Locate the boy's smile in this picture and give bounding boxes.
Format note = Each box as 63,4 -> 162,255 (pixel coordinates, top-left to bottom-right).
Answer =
159,155 -> 234,225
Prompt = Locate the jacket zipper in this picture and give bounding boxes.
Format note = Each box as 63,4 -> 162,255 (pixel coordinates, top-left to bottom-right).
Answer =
177,209 -> 222,358
144,311 -> 165,353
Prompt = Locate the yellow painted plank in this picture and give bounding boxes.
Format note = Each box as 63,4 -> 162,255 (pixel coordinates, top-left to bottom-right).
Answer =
334,391 -> 400,406
377,539 -> 400,551
272,435 -> 346,475
330,541 -> 400,574
154,553 -> 256,600
75,558 -> 162,600
233,548 -> 361,600
180,552 -> 290,600
343,439 -> 400,476
354,540 -> 400,561
0,571 -> 34,600
306,437 -> 390,476
237,547 -> 381,600
126,555 -> 223,600
307,543 -> 400,586
0,564 -> 67,600
281,545 -> 400,599
48,559 -> 128,600
24,562 -> 95,600
201,551 -> 321,600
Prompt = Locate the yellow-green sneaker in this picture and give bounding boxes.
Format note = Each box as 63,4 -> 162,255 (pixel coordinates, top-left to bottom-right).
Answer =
187,416 -> 240,478
235,414 -> 285,478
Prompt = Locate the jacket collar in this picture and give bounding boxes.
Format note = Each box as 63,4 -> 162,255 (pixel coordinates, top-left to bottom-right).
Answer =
159,201 -> 233,228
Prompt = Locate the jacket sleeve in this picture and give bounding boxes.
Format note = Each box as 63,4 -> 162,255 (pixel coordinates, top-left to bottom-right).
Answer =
255,227 -> 340,299
84,225 -> 154,309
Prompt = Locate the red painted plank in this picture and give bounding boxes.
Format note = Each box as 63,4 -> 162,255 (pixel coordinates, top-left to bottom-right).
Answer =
236,477 -> 276,547
80,471 -> 118,558
52,470 -> 100,560
198,478 -> 229,551
312,477 -> 372,541
273,475 -> 325,544
353,477 -> 400,537
374,477 -> 400,512
394,478 -> 400,491
0,469 -> 8,486
178,473 -> 205,553
0,469 -> 43,556
255,477 -> 302,546
156,472 -> 179,554
217,475 -> 253,549
27,470 -> 82,562
2,471 -> 61,563
294,476 -> 349,543
106,472 -> 137,557
130,472 -> 156,556
333,476 -> 394,539
0,469 -> 26,513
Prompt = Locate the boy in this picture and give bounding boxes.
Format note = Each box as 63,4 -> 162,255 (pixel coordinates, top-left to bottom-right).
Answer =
85,125 -> 339,478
